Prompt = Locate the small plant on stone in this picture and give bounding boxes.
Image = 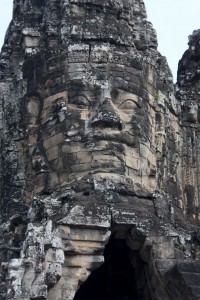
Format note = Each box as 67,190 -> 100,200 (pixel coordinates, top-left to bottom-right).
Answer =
154,91 -> 160,101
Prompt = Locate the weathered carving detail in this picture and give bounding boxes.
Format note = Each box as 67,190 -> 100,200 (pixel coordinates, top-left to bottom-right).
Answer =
0,0 -> 200,299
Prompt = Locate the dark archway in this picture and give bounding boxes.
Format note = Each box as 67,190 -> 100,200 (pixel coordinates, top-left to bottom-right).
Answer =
73,237 -> 152,300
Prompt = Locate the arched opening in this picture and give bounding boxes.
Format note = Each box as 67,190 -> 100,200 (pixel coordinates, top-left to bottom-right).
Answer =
73,236 -> 152,300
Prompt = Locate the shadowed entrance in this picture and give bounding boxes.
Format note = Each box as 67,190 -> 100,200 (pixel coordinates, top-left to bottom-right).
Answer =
73,237 -> 152,300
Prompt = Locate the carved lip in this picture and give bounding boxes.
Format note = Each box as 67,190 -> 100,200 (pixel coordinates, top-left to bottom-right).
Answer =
85,129 -> 137,147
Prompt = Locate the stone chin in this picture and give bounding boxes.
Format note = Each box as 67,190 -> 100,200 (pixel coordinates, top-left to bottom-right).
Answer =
73,172 -> 153,199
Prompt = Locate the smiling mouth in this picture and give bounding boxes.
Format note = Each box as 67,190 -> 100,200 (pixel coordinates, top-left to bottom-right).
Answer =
91,120 -> 123,131
85,129 -> 137,147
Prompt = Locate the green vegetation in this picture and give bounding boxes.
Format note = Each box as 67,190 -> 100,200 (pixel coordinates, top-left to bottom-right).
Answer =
154,91 -> 160,101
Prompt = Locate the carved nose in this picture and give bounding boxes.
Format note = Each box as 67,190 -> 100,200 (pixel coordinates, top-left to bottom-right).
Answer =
91,99 -> 122,130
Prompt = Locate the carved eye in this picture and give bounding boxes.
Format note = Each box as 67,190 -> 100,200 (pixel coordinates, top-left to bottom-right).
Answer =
69,96 -> 90,109
119,100 -> 137,111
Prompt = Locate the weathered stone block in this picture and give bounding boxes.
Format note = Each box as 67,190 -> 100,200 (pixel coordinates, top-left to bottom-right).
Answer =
64,255 -> 104,268
77,151 -> 92,163
125,155 -> 139,170
62,144 -> 82,153
68,44 -> 89,63
29,284 -> 47,299
22,29 -> 40,48
46,249 -> 65,263
62,240 -> 105,254
45,262 -> 62,278
46,145 -> 59,161
61,227 -> 110,242
43,133 -> 64,150
153,237 -> 175,259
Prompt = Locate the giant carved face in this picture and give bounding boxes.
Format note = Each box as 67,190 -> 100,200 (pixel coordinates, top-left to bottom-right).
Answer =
65,80 -> 151,178
30,47 -> 157,197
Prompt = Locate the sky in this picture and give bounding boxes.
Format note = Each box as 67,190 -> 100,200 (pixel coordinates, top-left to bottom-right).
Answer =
0,1 -> 200,81
0,0 -> 13,47
145,0 -> 200,81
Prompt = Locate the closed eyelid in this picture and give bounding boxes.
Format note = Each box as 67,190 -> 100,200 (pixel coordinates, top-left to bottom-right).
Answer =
120,93 -> 138,101
118,99 -> 139,109
69,95 -> 91,106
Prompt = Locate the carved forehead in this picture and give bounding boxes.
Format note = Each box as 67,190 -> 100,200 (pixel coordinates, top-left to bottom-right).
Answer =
67,62 -> 143,96
67,43 -> 143,68
67,79 -> 139,99
66,42 -> 144,99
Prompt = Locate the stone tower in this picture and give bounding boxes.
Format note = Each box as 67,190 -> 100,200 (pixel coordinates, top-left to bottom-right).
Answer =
0,0 -> 200,299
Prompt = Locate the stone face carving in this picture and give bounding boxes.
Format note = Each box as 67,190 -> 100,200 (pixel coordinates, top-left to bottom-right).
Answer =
0,0 -> 200,300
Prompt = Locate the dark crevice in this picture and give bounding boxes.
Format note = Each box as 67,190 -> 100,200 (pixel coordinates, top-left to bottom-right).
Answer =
73,237 -> 152,300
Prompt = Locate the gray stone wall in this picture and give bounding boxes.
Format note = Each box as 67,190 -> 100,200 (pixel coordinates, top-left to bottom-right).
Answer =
0,1 -> 200,299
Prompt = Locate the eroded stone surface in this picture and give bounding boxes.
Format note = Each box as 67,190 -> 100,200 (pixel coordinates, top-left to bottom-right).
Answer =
0,0 -> 200,299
